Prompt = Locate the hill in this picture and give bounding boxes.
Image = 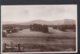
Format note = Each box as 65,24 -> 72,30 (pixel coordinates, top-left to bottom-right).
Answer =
3,19 -> 76,25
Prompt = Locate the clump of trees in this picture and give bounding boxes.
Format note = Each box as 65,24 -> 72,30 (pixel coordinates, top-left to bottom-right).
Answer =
30,24 -> 48,33
3,26 -> 19,36
6,29 -> 18,34
52,24 -> 76,32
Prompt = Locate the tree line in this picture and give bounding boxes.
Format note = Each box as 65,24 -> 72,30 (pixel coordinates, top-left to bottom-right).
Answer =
2,24 -> 76,37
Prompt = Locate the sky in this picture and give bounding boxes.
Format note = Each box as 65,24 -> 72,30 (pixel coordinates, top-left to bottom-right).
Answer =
1,5 -> 77,23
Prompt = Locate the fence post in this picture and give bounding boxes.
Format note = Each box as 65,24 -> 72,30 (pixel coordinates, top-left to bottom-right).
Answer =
17,44 -> 21,52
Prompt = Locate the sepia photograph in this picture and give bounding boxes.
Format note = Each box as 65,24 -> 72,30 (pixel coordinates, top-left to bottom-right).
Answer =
1,5 -> 77,53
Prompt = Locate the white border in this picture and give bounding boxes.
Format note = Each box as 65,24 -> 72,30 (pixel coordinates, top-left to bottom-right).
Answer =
1,4 -> 78,54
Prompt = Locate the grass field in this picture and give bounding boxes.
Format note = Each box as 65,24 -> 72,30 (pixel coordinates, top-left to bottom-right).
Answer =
3,27 -> 76,52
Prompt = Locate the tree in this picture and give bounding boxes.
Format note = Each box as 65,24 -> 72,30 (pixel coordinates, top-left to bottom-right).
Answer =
42,25 -> 48,33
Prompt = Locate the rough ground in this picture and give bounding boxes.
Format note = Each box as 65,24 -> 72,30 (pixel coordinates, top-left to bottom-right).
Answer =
3,27 -> 76,52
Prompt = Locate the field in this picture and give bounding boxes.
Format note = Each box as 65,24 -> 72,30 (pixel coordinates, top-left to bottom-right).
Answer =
3,27 -> 76,52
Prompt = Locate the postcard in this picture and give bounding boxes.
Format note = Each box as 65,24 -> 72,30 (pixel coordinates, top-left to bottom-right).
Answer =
1,5 -> 77,53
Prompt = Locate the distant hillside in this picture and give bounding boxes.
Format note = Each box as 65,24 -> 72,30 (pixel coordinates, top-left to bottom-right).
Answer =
64,19 -> 76,25
18,19 -> 76,25
2,21 -> 16,24
3,19 -> 76,25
